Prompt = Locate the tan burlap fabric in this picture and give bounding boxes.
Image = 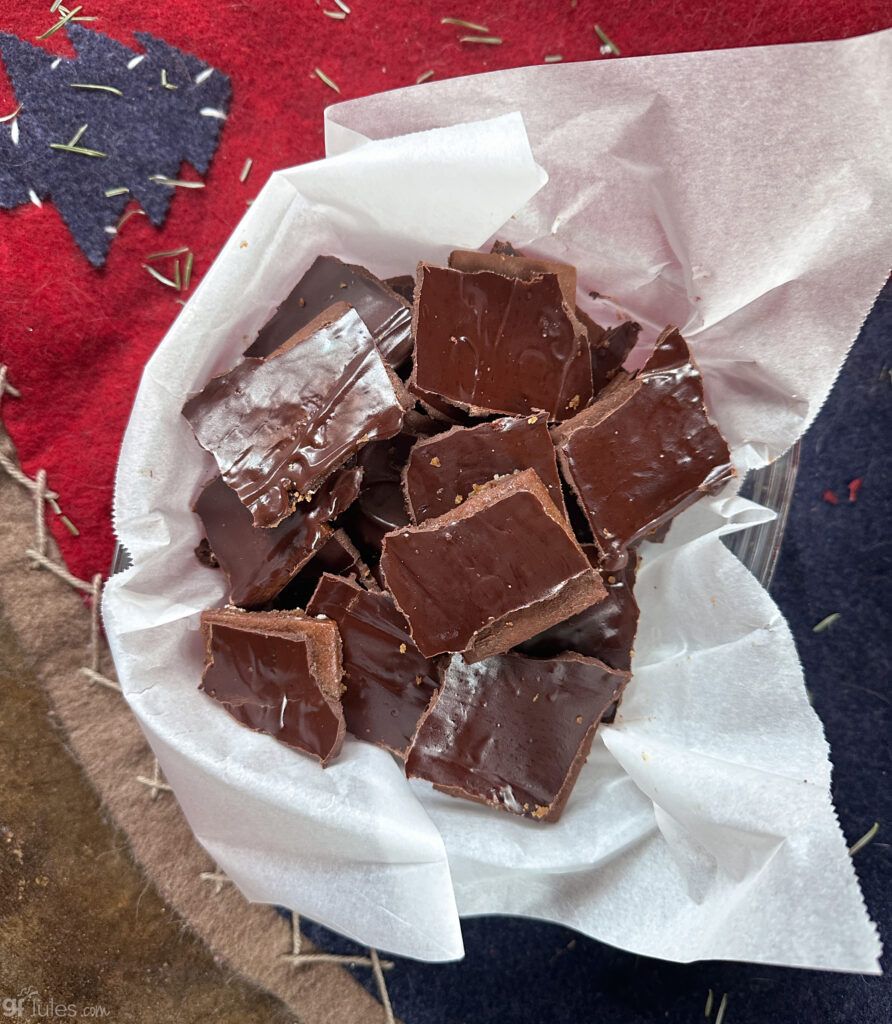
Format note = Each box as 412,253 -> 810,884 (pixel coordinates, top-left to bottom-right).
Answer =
0,417 -> 400,1024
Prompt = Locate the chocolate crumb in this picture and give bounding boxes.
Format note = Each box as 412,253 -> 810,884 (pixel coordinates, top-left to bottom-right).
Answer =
430,456 -> 441,467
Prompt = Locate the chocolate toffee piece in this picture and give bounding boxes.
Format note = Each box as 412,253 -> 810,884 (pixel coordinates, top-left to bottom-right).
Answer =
199,607 -> 345,765
271,528 -> 374,610
553,327 -> 734,568
410,263 -> 593,421
384,274 -> 415,304
402,416 -> 566,523
380,468 -> 606,662
183,303 -> 405,529
590,320 -> 641,395
406,651 -> 629,822
345,414 -> 444,551
194,467 -> 362,608
307,574 -> 441,757
516,548 -> 640,672
448,248 -> 577,308
245,255 -> 413,369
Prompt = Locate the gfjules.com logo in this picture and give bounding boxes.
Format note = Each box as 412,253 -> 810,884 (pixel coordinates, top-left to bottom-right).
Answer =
2,987 -> 108,1018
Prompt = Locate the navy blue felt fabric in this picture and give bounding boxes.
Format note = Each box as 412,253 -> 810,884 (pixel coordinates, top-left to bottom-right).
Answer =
297,279 -> 891,1023
0,25 -> 229,266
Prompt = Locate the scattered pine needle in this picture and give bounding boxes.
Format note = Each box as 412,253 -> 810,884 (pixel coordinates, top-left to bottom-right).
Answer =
544,54 -> 563,63
0,104 -> 21,123
183,251 -> 194,290
50,142 -> 107,158
442,17 -> 489,32
314,67 -> 340,93
705,989 -> 714,1017
715,993 -> 728,1024
323,9 -> 347,19
59,514 -> 79,536
173,259 -> 182,291
71,83 -> 123,96
849,822 -> 879,856
333,0 -> 351,11
148,175 -> 205,188
459,35 -> 502,44
36,4 -> 82,40
161,68 -> 177,90
115,207 -> 146,230
240,157 -> 253,183
142,263 -> 179,289
146,246 -> 189,260
416,69 -> 434,83
812,612 -> 840,633
67,123 -> 88,147
104,186 -> 129,197
595,24 -> 620,56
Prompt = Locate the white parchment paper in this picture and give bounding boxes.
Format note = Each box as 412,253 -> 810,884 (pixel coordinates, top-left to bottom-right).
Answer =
104,31 -> 890,970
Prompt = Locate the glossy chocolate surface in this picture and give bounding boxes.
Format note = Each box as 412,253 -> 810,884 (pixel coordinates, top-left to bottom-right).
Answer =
183,304 -> 404,528
411,264 -> 593,421
516,548 -> 639,671
590,320 -> 640,395
271,528 -> 372,610
380,469 -> 606,662
200,608 -> 344,765
448,248 -> 577,308
554,327 -> 734,567
245,255 -> 413,369
406,651 -> 629,822
403,416 -> 566,522
308,574 -> 441,757
194,467 -> 362,608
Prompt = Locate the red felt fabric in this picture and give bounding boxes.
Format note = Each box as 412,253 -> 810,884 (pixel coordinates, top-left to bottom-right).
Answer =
0,0 -> 888,583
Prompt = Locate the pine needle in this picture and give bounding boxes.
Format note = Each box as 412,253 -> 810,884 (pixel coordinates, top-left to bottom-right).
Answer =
104,187 -> 129,197
115,207 -> 146,230
36,4 -> 82,40
333,0 -> 351,11
416,69 -> 434,83
145,247 -> 189,260
67,123 -> 88,146
705,989 -> 714,1017
812,612 -> 841,633
161,68 -> 177,90
59,514 -> 79,536
324,10 -> 347,19
715,993 -> 728,1024
849,822 -> 879,856
142,263 -> 179,289
148,175 -> 205,188
459,35 -> 502,44
442,17 -> 489,32
0,104 -> 21,123
544,54 -> 563,62
595,24 -> 620,56
50,142 -> 107,158
314,67 -> 340,93
239,157 -> 253,182
71,83 -> 123,96
183,251 -> 194,290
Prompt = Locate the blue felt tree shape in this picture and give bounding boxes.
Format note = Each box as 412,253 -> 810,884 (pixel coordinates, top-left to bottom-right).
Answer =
0,24 -> 231,266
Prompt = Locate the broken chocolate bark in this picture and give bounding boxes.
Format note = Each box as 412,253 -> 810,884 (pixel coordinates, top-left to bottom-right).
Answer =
199,607 -> 345,765
590,319 -> 641,395
410,263 -> 593,420
448,247 -> 577,308
516,548 -> 639,672
402,415 -> 566,522
194,467 -> 362,608
553,327 -> 734,568
380,468 -> 606,662
271,528 -> 374,610
308,574 -> 441,758
182,303 -> 404,529
406,651 -> 629,822
245,255 -> 413,370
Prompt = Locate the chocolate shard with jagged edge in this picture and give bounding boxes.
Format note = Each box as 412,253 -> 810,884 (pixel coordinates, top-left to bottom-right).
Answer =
271,528 -> 375,611
182,303 -> 405,529
402,415 -> 566,523
308,574 -> 441,758
199,607 -> 345,766
406,651 -> 629,822
515,548 -> 640,673
245,255 -> 414,370
409,263 -> 593,421
553,326 -> 735,569
589,319 -> 641,395
380,468 -> 606,663
193,467 -> 362,608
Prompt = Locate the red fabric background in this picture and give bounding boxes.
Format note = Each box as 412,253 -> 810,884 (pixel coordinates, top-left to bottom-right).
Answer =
0,0 -> 888,583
